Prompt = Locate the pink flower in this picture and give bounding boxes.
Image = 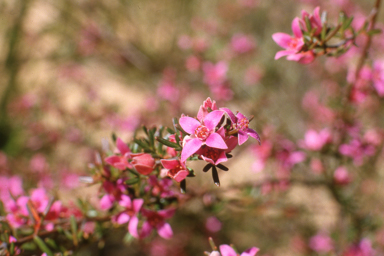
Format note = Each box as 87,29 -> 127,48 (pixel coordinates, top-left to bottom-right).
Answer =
105,138 -> 133,170
147,176 -> 175,198
205,216 -> 222,233
272,18 -> 315,64
230,33 -> 256,54
299,7 -> 323,36
113,195 -> 143,232
160,159 -> 189,182
197,97 -> 218,122
334,166 -> 352,185
130,208 -> 175,239
309,232 -> 334,253
179,110 -> 228,162
131,153 -> 155,175
300,129 -> 331,151
219,244 -> 259,256
221,108 -> 261,145
343,239 -> 375,256
202,62 -> 228,87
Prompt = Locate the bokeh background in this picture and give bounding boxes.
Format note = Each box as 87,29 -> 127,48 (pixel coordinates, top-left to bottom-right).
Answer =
1,0 -> 384,255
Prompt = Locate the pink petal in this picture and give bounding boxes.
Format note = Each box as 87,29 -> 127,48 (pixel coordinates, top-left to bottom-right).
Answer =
100,194 -> 113,210
204,110 -> 224,130
206,133 -> 228,149
179,116 -> 201,134
220,108 -> 237,123
247,128 -> 261,144
275,50 -> 294,60
128,216 -> 139,238
292,17 -> 302,38
172,170 -> 189,182
132,198 -> 144,213
272,33 -> 292,48
134,165 -> 154,175
241,247 -> 260,256
116,213 -> 130,224
181,138 -> 202,162
157,222 -> 173,239
238,130 -> 249,145
158,208 -> 176,219
140,221 -> 153,238
119,195 -> 132,208
160,159 -> 179,170
220,244 -> 238,256
116,138 -> 131,155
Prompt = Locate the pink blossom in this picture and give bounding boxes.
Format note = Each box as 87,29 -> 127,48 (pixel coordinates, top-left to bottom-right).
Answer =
300,129 -> 331,151
130,208 -> 175,239
147,175 -> 175,198
113,195 -> 143,234
219,244 -> 259,256
105,138 -> 133,170
82,222 -> 96,234
131,153 -> 155,175
339,139 -> 375,166
221,108 -> 260,145
203,62 -> 228,87
299,7 -> 323,36
205,216 -> 222,233
334,166 -> 352,185
197,97 -> 218,122
177,35 -> 192,50
230,33 -> 256,54
185,55 -> 201,72
309,232 -> 334,253
100,179 -> 126,210
160,159 -> 189,182
157,81 -> 180,103
272,18 -> 315,64
179,110 -> 227,162
343,239 -> 375,256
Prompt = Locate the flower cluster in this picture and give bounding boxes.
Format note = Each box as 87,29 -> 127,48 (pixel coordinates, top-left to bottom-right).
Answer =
273,6 -> 356,64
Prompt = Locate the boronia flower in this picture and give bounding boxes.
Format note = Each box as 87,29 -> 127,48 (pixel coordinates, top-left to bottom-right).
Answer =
179,110 -> 228,163
160,159 -> 189,182
219,244 -> 259,256
221,108 -> 260,145
272,18 -> 315,64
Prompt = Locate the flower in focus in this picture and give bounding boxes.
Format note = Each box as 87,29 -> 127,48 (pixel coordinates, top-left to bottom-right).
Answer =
104,138 -> 133,170
179,110 -> 228,162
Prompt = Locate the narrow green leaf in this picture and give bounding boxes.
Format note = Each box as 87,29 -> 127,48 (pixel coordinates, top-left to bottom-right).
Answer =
70,215 -> 78,246
209,237 -> 217,251
44,238 -> 58,250
142,126 -> 148,135
134,139 -> 149,149
342,17 -> 354,30
33,236 -> 54,256
166,127 -> 175,134
125,177 -> 140,185
111,133 -> 117,143
367,28 -> 382,35
305,16 -> 312,33
156,137 -> 181,150
10,242 -> 15,255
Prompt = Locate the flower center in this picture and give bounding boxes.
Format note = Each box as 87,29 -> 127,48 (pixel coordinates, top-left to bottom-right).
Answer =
237,118 -> 249,130
148,214 -> 163,227
203,147 -> 220,161
168,164 -> 183,178
195,125 -> 210,140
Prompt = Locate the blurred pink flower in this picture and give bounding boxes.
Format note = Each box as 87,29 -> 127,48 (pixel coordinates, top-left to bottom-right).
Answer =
205,216 -> 222,233
203,62 -> 228,87
334,166 -> 352,185
299,7 -> 323,36
160,159 -> 189,182
300,129 -> 331,151
372,60 -> 384,96
244,66 -> 263,86
231,33 -> 256,54
309,232 -> 334,253
185,55 -> 201,72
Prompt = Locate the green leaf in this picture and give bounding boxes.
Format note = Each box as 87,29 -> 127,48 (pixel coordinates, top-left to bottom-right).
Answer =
33,236 -> 54,256
211,166 -> 220,187
134,138 -> 149,149
111,133 -> 117,143
44,238 -> 58,250
156,137 -> 181,150
70,215 -> 78,246
125,177 -> 140,185
142,126 -> 148,135
367,28 -> 382,35
342,17 -> 354,30
166,127 -> 175,134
